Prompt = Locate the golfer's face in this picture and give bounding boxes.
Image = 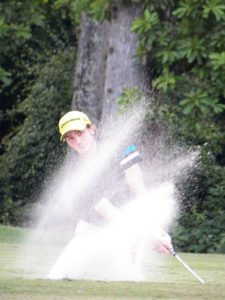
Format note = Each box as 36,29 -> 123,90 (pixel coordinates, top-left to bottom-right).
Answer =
64,128 -> 95,154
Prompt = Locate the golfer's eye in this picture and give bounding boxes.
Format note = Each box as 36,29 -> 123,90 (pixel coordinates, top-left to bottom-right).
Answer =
77,131 -> 85,137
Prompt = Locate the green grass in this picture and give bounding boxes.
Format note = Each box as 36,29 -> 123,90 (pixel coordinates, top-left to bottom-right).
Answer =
0,225 -> 224,299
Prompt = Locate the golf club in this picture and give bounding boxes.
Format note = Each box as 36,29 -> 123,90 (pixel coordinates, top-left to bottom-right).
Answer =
170,247 -> 205,284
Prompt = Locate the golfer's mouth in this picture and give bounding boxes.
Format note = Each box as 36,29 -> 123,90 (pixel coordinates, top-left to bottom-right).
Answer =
77,143 -> 86,148
77,144 -> 89,152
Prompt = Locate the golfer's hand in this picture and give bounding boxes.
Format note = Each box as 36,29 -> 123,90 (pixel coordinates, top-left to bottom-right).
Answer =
153,229 -> 173,255
154,239 -> 173,255
94,198 -> 119,221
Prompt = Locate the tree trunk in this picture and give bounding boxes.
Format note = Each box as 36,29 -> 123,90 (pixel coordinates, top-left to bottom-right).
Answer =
72,4 -> 145,126
72,14 -> 109,125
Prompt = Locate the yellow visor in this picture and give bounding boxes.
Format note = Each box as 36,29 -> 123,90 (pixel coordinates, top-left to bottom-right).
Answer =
58,111 -> 91,140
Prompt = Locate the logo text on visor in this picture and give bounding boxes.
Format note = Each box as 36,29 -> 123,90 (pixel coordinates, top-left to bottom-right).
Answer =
60,118 -> 88,129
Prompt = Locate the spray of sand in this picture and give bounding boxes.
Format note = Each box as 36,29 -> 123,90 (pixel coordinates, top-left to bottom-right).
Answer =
17,101 -> 199,281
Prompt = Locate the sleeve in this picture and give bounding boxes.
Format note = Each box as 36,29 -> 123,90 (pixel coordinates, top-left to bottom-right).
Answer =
120,144 -> 142,170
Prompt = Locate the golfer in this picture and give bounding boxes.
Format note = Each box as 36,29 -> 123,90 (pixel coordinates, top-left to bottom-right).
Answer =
58,110 -> 173,254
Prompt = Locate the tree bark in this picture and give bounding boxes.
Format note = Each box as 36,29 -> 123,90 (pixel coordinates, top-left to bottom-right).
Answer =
72,14 -> 109,125
72,4 -> 146,126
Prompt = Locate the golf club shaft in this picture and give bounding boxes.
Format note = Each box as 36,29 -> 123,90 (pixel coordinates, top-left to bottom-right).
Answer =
171,250 -> 205,284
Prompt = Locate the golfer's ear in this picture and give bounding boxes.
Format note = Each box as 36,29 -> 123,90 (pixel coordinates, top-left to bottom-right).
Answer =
89,125 -> 96,136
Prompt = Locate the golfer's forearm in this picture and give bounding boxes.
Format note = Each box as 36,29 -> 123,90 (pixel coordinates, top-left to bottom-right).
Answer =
120,145 -> 146,195
124,164 -> 146,195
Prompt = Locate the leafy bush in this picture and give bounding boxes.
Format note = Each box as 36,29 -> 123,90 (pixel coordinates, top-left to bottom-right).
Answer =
0,0 -> 75,140
173,153 -> 225,253
131,0 -> 225,155
54,0 -> 112,23
129,0 -> 225,253
0,0 -> 76,225
0,48 -> 75,225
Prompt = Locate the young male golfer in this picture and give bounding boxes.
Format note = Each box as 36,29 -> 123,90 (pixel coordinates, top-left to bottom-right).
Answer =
58,110 -> 173,255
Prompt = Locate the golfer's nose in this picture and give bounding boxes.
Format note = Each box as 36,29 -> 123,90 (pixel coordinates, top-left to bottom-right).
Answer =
74,135 -> 82,144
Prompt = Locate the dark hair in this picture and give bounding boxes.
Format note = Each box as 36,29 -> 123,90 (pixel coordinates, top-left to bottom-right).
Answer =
87,124 -> 96,136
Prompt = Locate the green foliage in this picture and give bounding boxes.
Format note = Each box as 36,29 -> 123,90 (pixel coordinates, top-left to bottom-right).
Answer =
54,0 -> 112,23
209,51 -> 225,70
131,9 -> 159,34
131,0 -> 225,253
173,154 -> 225,253
152,69 -> 176,92
202,0 -> 225,20
0,0 -> 74,100
0,0 -> 76,225
0,67 -> 12,86
117,87 -> 146,111
131,0 -> 225,155
0,0 -> 44,87
0,48 -> 75,225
